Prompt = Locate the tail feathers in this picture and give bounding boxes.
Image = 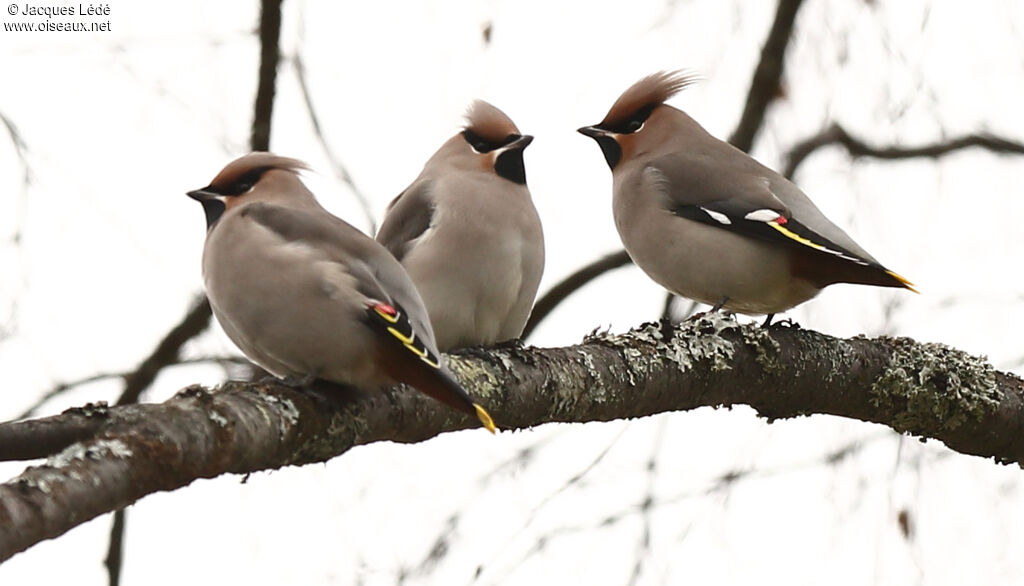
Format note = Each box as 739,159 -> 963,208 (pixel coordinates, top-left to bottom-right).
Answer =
417,365 -> 497,434
792,251 -> 917,292
884,269 -> 919,293
366,302 -> 496,432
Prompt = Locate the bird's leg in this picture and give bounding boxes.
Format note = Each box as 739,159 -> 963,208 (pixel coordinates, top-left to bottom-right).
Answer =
659,317 -> 676,342
709,296 -> 730,313
493,337 -> 526,351
686,296 -> 730,322
760,313 -> 775,328
269,373 -> 318,388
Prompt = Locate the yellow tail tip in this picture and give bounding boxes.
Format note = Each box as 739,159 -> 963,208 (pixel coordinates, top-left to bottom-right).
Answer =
886,270 -> 919,294
474,404 -> 497,434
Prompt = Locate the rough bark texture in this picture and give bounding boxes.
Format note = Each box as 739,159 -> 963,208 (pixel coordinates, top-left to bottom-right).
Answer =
1,314 -> 1021,562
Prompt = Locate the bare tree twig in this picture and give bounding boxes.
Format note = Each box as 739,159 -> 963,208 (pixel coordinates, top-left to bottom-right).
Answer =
117,297 -> 213,407
104,510 -> 124,586
0,403 -> 109,461
728,0 -> 806,152
1,315 -> 1022,561
522,250 -> 632,340
17,356 -> 250,420
626,418 -> 665,586
783,122 -> 1024,178
474,425 -> 629,583
0,109 -> 31,189
291,53 -> 378,234
249,0 -> 283,152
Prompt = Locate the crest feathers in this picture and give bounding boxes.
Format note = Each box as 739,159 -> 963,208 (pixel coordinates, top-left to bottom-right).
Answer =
601,70 -> 700,128
464,100 -> 520,143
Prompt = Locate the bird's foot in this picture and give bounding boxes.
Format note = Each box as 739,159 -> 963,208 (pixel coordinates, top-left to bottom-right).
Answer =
493,337 -> 526,351
766,317 -> 800,330
263,373 -> 318,389
659,317 -> 676,341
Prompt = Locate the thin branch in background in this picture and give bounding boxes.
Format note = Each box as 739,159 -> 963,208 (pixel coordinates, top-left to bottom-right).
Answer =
0,109 -> 32,191
522,250 -> 632,340
117,297 -> 214,407
396,431 -> 565,584
1,109 -> 33,343
783,123 -> 1024,179
292,53 -> 378,234
250,0 -> 283,152
104,510 -> 124,586
507,432 -> 891,579
728,0 -> 806,152
17,356 -> 250,420
626,418 -> 667,586
473,425 -> 630,584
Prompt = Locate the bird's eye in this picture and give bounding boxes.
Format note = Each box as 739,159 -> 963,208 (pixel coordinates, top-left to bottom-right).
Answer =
236,182 -> 254,193
463,129 -> 499,153
626,120 -> 643,133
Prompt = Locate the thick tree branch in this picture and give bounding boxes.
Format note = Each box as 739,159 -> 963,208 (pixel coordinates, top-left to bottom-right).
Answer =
783,122 -> 1024,178
1,315 -> 1021,561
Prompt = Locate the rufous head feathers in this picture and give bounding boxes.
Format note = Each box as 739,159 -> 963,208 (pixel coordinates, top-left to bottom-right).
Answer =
205,152 -> 309,195
188,152 -> 313,229
463,100 -> 521,144
598,70 -> 699,131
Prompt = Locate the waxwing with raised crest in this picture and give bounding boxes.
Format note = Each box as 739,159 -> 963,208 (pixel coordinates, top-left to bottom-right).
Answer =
376,100 -> 544,350
578,71 -> 915,324
187,152 -> 496,432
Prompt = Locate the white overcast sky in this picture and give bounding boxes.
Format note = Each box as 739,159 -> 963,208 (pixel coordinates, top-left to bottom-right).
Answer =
1,1 -> 1024,584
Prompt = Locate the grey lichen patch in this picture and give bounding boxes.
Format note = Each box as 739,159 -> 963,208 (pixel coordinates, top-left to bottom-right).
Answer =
668,313 -> 739,373
62,401 -> 110,419
20,439 -> 137,494
736,321 -> 782,373
208,410 -> 230,428
576,349 -> 600,383
871,338 -> 1002,433
447,356 -> 500,400
585,322 -> 666,384
47,439 -> 133,468
549,359 -> 590,417
262,394 -> 301,439
491,349 -> 518,374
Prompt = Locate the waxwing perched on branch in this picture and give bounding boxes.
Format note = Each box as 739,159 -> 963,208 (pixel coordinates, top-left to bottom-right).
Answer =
578,71 -> 915,325
187,152 -> 496,432
376,100 -> 545,351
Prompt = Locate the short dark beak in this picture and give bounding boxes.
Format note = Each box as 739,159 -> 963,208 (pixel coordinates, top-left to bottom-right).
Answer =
509,134 -> 534,150
577,126 -> 605,139
188,188 -> 228,229
187,188 -> 219,202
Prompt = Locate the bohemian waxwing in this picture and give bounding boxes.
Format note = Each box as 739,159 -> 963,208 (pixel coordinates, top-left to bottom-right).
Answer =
375,101 -> 545,351
187,152 -> 496,432
578,71 -> 915,324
